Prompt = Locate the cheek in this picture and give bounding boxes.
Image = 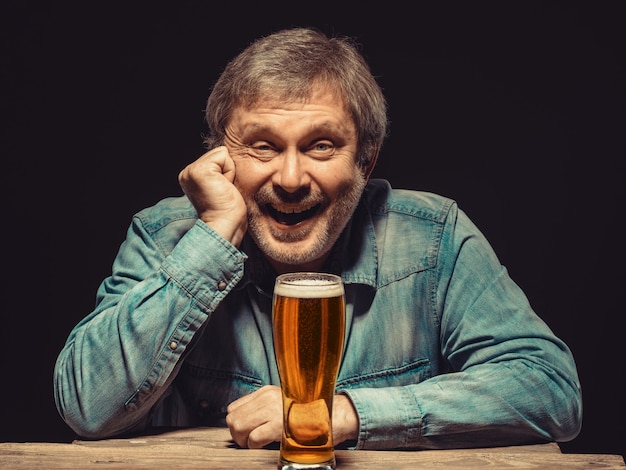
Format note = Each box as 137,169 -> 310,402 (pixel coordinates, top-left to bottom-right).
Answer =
314,162 -> 361,197
232,157 -> 266,194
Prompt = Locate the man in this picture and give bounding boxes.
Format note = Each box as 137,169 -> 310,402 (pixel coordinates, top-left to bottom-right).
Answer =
54,27 -> 582,450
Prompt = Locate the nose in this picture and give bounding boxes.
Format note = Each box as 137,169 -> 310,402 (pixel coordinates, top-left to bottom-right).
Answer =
272,149 -> 311,193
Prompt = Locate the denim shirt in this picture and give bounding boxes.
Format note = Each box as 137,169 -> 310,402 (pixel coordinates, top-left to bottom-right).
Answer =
54,179 -> 582,449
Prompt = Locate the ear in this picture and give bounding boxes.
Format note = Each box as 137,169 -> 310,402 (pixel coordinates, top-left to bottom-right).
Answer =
362,146 -> 380,180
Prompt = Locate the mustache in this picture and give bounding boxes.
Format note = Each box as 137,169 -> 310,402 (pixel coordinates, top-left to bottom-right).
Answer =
253,186 -> 328,207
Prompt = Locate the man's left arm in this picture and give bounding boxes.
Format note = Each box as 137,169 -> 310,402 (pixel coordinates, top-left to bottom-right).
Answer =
342,208 -> 583,450
343,271 -> 583,449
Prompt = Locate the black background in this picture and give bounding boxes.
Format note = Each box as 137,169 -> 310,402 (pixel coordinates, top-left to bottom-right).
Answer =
2,1 -> 624,458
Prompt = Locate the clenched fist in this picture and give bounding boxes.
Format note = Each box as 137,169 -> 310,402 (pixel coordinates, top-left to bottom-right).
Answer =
225,385 -> 359,449
178,146 -> 248,247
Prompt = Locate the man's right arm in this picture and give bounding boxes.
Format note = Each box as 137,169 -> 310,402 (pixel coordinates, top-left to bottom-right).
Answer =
53,214 -> 246,439
55,147 -> 249,438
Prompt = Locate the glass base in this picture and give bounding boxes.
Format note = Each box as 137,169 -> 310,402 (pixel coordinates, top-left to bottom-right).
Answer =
278,457 -> 336,470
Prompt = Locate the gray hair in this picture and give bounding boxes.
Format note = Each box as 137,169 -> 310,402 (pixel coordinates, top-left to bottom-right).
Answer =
204,27 -> 388,171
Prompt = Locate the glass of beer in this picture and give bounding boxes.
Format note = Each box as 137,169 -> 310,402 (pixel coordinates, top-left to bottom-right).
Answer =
273,272 -> 346,470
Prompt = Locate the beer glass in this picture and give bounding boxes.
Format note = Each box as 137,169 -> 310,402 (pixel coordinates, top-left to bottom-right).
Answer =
273,272 -> 346,470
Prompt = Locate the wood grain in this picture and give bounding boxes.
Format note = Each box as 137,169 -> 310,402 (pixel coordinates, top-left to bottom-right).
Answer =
1,427 -> 624,469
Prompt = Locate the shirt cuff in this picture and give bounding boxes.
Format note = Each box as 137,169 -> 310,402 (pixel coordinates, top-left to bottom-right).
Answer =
342,386 -> 423,449
161,220 -> 246,312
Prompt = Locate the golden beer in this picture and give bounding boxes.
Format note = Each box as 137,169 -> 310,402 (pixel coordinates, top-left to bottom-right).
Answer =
273,273 -> 345,470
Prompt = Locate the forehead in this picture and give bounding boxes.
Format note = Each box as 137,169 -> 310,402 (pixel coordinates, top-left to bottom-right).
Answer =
237,82 -> 348,116
229,86 -> 355,135
246,78 -> 343,104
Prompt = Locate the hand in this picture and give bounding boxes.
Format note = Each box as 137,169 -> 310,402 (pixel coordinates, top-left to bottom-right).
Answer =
178,146 -> 248,247
225,385 -> 359,449
226,385 -> 282,449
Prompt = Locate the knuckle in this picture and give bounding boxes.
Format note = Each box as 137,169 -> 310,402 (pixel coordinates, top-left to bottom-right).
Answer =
247,429 -> 265,449
225,413 -> 242,433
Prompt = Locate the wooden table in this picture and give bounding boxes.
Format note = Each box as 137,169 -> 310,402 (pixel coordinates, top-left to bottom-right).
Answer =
1,427 -> 624,469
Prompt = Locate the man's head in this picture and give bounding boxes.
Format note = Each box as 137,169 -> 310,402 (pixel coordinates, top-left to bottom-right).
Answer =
204,27 -> 388,175
204,28 -> 388,273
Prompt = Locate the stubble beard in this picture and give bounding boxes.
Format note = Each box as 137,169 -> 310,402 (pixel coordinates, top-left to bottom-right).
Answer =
246,175 -> 367,267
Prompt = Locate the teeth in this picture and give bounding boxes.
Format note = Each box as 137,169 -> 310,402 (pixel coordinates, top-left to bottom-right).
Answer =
266,203 -> 319,226
272,205 -> 314,214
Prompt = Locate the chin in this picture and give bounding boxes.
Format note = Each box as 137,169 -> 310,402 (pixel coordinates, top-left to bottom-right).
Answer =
266,241 -> 324,267
248,209 -> 342,268
251,230 -> 327,268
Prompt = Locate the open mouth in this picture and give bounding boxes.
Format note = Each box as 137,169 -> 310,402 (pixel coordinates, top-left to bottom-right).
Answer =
265,204 -> 320,226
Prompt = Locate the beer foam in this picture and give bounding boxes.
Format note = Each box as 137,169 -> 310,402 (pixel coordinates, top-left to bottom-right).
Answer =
274,277 -> 344,299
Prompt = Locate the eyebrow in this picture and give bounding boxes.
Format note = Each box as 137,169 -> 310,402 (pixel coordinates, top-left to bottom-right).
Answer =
243,121 -> 350,136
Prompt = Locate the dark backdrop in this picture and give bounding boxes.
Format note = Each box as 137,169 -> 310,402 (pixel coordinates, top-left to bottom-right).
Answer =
2,1 -> 624,458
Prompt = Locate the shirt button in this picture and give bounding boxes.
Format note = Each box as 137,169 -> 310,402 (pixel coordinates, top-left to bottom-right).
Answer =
217,281 -> 227,291
199,400 -> 209,409
169,341 -> 178,351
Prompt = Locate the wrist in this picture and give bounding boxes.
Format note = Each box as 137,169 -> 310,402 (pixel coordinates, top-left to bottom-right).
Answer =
333,394 -> 359,444
199,216 -> 247,248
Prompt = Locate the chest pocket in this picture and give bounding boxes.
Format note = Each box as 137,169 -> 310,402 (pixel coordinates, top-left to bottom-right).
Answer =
336,358 -> 431,392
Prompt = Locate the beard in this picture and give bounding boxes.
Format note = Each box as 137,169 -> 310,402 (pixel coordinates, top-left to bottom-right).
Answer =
245,174 -> 367,267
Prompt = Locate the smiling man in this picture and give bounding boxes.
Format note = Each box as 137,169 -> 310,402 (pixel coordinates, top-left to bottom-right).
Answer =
187,85 -> 368,274
54,27 -> 582,452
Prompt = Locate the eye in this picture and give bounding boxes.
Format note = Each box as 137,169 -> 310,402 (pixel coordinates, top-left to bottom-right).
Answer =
314,142 -> 331,151
308,140 -> 335,158
248,142 -> 279,160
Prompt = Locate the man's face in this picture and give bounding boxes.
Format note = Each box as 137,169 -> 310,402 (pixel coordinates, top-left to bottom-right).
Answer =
224,86 -> 367,273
